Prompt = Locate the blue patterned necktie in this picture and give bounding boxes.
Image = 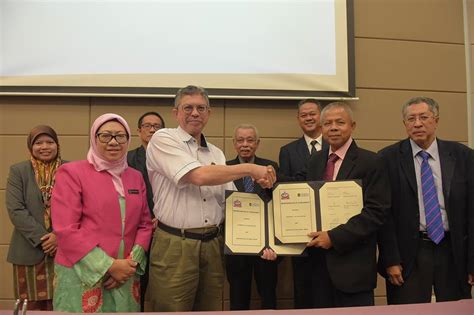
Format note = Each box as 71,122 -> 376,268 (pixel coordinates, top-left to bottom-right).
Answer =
243,176 -> 254,193
419,151 -> 444,244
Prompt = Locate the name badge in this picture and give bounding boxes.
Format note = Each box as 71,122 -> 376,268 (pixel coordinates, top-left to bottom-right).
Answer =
128,189 -> 139,194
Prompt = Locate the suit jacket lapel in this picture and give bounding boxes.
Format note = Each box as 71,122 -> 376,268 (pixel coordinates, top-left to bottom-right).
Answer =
399,139 -> 417,194
297,137 -> 310,161
313,146 -> 329,179
437,139 -> 454,201
336,141 -> 357,180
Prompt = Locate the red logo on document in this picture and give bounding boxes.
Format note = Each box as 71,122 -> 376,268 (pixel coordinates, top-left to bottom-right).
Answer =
233,199 -> 242,208
281,192 -> 290,200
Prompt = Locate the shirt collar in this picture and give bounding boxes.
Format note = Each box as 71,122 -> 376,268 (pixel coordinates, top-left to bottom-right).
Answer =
409,138 -> 439,161
303,133 -> 322,147
177,126 -> 209,148
329,137 -> 353,160
238,156 -> 255,164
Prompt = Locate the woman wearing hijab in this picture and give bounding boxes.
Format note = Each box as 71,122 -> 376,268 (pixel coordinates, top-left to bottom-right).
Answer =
51,113 -> 152,312
6,125 -> 63,310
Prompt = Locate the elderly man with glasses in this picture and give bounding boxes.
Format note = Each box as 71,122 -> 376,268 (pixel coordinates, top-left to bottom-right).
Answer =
377,96 -> 474,304
146,85 -> 277,312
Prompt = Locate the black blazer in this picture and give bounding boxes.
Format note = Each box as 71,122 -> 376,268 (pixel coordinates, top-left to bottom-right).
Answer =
307,140 -> 390,293
279,137 -> 328,182
226,156 -> 279,202
377,138 -> 474,283
127,146 -> 154,217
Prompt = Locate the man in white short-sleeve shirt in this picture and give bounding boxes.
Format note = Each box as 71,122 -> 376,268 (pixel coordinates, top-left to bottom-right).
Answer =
146,85 -> 276,312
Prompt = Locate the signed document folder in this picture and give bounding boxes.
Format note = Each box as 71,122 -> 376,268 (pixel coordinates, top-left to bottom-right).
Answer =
272,180 -> 363,244
224,191 -> 306,256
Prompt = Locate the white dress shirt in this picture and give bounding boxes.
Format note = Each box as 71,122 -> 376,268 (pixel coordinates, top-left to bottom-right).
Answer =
146,126 -> 235,228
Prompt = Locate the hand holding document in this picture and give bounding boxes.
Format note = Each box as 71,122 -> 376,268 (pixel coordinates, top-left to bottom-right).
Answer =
224,180 -> 363,255
273,180 -> 363,244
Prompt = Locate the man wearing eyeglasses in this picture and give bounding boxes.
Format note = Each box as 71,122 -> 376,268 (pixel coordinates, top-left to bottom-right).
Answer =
126,111 -> 165,311
146,85 -> 277,312
377,96 -> 474,304
225,123 -> 279,310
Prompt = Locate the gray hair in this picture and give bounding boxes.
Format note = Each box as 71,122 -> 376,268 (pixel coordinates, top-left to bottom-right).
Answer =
402,96 -> 439,118
320,101 -> 354,124
174,85 -> 210,108
233,123 -> 260,141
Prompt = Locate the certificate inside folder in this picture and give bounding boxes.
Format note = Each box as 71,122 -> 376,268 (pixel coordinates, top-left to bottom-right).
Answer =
224,191 -> 306,256
273,180 -> 363,244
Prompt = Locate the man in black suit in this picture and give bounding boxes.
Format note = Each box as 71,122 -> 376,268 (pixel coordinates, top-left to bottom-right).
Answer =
306,101 -> 390,307
127,111 -> 165,311
278,99 -> 324,308
377,96 -> 473,304
226,123 -> 280,310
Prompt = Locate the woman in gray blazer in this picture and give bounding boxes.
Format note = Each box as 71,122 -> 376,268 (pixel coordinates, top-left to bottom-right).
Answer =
6,125 -> 63,310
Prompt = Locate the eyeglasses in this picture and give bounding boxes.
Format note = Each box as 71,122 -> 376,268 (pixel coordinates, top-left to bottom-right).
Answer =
181,104 -> 209,114
235,138 -> 257,144
96,133 -> 129,144
405,115 -> 436,125
141,123 -> 162,130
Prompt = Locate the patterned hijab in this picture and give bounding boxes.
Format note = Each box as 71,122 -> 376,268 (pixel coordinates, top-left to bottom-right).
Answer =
28,125 -> 62,231
87,113 -> 131,197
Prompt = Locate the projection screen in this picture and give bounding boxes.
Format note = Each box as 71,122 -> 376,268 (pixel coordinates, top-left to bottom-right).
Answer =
0,0 -> 355,99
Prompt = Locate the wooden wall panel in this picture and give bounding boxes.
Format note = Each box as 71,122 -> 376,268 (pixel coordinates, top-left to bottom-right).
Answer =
356,39 -> 466,92
0,97 -> 90,135
353,89 -> 468,142
355,0 -> 464,44
224,100 -> 299,138
89,97 -> 177,130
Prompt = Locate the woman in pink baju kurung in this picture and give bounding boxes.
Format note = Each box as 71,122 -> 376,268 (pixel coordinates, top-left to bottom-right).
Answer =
51,113 -> 152,312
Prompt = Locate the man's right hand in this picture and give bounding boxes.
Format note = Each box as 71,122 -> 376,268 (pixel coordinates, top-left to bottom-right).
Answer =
107,259 -> 137,283
386,264 -> 404,286
253,165 -> 276,188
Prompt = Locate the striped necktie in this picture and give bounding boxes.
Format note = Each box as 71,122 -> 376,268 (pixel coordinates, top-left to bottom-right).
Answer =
419,151 -> 444,244
310,140 -> 318,156
243,176 -> 254,193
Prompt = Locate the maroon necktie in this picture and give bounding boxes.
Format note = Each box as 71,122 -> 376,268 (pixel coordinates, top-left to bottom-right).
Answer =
323,153 -> 339,181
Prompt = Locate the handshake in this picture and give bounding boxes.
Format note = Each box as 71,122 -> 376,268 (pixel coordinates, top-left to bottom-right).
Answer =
253,165 -> 277,189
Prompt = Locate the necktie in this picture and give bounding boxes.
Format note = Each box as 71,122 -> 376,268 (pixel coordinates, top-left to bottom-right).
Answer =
310,140 -> 318,156
419,151 -> 444,244
323,153 -> 339,181
243,176 -> 254,193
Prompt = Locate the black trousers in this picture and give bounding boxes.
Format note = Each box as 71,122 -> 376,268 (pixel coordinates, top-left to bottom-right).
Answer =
309,248 -> 374,308
225,255 -> 278,310
386,235 -> 472,304
292,255 -> 315,308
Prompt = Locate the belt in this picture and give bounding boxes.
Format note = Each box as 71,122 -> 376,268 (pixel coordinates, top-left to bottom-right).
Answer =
158,221 -> 221,242
419,231 -> 450,242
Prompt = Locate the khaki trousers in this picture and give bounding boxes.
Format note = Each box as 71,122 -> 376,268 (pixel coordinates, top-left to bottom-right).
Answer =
148,226 -> 224,312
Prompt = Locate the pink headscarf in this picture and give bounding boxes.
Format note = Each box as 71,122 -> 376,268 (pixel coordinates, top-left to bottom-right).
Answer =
87,113 -> 131,197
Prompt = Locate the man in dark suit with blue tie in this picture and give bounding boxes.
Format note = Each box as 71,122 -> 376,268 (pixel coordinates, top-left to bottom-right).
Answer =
278,99 -> 324,308
226,123 -> 280,310
377,96 -> 473,304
